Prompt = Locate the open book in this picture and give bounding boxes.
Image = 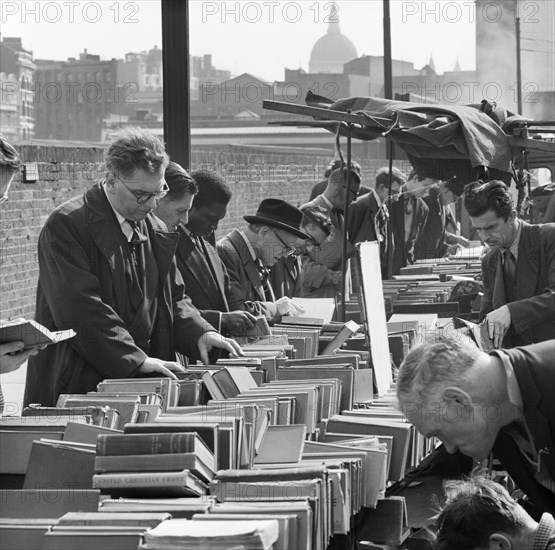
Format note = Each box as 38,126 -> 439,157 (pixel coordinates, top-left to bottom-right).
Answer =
0,319 -> 75,349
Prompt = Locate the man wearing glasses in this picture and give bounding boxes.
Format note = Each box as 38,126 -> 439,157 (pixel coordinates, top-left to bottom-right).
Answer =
217,199 -> 309,322
24,128 -> 242,407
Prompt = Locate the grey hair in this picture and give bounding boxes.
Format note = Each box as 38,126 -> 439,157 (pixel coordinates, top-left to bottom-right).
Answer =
105,127 -> 169,180
396,337 -> 481,406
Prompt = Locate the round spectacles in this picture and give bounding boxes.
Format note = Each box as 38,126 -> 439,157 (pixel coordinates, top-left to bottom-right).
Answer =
120,179 -> 169,205
272,229 -> 297,256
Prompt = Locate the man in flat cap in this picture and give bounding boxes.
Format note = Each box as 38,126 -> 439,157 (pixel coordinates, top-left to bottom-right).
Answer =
217,198 -> 308,321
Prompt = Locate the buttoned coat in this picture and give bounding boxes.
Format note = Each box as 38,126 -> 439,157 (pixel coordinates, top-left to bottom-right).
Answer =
24,183 -> 214,407
216,230 -> 278,320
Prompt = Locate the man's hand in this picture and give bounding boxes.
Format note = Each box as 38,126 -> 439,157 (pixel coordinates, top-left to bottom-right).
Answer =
324,270 -> 342,286
138,357 -> 186,380
275,297 -> 305,317
452,234 -> 470,247
197,332 -> 244,365
485,305 -> 512,348
221,311 -> 258,333
0,342 -> 46,375
444,243 -> 464,257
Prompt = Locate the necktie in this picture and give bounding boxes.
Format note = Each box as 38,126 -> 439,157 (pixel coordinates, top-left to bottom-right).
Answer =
255,257 -> 270,286
330,208 -> 344,231
502,248 -> 517,286
125,220 -> 146,309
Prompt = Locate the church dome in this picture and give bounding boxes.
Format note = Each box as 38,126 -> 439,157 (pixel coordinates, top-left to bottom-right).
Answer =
309,7 -> 358,74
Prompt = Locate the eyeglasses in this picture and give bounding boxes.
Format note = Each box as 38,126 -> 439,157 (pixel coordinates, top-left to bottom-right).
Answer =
272,229 -> 297,256
305,238 -> 321,250
120,179 -> 169,205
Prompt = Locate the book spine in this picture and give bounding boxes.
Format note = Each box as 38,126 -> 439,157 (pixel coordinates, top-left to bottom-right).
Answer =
96,433 -> 196,456
94,453 -> 200,473
92,471 -> 205,489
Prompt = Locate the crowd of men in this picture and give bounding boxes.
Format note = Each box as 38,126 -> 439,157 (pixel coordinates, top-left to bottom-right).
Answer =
1,128 -> 554,547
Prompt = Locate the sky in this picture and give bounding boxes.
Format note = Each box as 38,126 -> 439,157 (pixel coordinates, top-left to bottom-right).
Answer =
2,0 -> 476,81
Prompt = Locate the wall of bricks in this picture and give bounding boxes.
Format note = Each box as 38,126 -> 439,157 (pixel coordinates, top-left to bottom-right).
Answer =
1,144 -> 397,320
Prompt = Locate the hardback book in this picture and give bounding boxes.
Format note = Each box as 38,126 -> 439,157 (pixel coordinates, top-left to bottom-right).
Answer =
63,422 -> 122,445
22,405 -> 120,429
41,530 -> 143,550
92,470 -> 208,498
94,453 -> 214,483
23,439 -> 96,490
96,432 -> 213,469
211,367 -> 259,398
0,430 -> 64,475
57,511 -> 170,528
320,320 -> 361,356
0,319 -> 75,349
98,497 -> 214,518
56,395 -> 140,427
122,423 -> 219,462
254,424 -> 306,465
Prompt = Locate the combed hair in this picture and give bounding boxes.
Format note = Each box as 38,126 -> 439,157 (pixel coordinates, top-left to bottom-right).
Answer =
375,167 -> 406,189
434,477 -> 528,550
164,161 -> 197,199
105,127 -> 168,180
0,137 -> 21,173
463,180 -> 513,221
396,337 -> 480,406
190,170 -> 232,209
300,204 -> 333,236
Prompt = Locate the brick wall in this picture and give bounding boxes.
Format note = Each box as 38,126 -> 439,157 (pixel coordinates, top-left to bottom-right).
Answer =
1,144 -> 398,320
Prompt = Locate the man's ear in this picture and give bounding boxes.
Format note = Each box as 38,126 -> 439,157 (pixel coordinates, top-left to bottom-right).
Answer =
105,171 -> 116,192
488,533 -> 512,550
441,386 -> 473,408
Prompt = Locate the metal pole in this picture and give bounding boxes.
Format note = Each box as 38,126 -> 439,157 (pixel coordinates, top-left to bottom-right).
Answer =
340,124 -> 353,323
161,0 -> 191,168
516,17 -> 523,115
383,0 -> 393,100
386,140 -> 395,279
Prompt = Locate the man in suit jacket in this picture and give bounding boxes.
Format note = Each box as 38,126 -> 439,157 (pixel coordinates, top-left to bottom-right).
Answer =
155,168 -> 257,336
348,166 -> 405,280
464,180 -> 555,348
24,130 -> 241,407
302,166 -> 361,297
217,199 -> 309,321
415,176 -> 469,260
397,337 -> 555,518
390,185 -> 429,275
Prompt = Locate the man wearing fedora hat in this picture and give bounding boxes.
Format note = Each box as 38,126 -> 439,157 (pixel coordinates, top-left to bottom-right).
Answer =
217,198 -> 309,321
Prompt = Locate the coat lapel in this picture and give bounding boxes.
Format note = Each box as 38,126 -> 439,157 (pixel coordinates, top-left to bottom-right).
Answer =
516,224 -> 540,301
228,230 -> 266,301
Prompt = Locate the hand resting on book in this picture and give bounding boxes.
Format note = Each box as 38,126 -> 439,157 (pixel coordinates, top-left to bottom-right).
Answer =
0,341 -> 46,375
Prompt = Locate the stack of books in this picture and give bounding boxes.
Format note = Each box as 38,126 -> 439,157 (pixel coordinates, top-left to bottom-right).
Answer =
92,432 -> 215,498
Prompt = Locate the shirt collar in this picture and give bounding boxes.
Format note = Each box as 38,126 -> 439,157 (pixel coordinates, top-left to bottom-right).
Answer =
372,188 -> 383,208
320,194 -> 334,211
491,349 -> 523,409
533,513 -> 555,550
509,218 -> 523,259
239,230 -> 258,262
102,181 -> 132,240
